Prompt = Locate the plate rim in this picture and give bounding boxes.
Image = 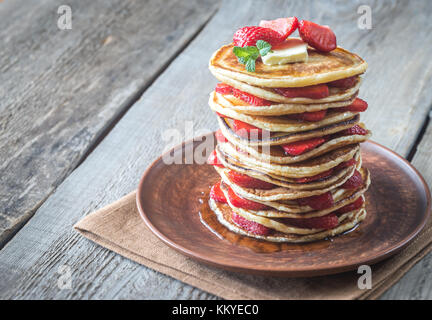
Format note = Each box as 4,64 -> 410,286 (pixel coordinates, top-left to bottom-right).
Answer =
136,134 -> 431,277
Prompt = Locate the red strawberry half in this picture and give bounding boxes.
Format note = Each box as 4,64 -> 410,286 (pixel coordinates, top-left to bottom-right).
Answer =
259,17 -> 299,39
281,137 -> 326,156
298,20 -> 337,52
207,150 -> 224,167
215,129 -> 228,143
297,191 -> 334,210
328,76 -> 357,89
286,110 -> 327,122
335,196 -> 364,214
227,170 -> 276,190
338,98 -> 368,113
288,213 -> 338,230
215,83 -> 233,95
232,88 -> 272,106
231,119 -> 263,139
274,84 -> 329,99
226,185 -> 270,210
333,158 -> 357,171
233,26 -> 284,47
341,170 -> 363,189
340,124 -> 369,136
232,212 -> 271,235
210,182 -> 227,203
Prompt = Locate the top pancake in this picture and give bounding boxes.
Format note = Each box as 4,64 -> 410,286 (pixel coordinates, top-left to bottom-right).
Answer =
209,41 -> 368,88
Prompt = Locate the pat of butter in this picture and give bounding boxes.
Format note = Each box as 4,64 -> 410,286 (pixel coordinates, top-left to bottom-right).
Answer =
262,39 -> 308,65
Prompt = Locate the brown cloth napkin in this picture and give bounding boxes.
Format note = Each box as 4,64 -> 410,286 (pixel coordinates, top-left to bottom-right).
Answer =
74,191 -> 432,300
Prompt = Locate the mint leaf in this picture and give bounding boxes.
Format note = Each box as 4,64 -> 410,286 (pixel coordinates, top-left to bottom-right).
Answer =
256,40 -> 272,56
245,58 -> 256,72
233,42 -> 271,72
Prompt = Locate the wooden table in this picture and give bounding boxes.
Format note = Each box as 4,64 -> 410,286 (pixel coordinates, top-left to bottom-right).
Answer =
1,0 -> 431,299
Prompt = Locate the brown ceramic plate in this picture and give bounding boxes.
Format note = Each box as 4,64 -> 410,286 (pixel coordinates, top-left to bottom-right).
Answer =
137,133 -> 431,277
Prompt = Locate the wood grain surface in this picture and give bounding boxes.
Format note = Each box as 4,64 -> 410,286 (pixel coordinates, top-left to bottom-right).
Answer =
0,0 -> 432,299
0,0 -> 219,246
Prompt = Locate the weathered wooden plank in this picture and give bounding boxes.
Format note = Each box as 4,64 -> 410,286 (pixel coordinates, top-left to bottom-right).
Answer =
1,0 -> 432,299
380,113 -> 432,300
0,0 -> 219,246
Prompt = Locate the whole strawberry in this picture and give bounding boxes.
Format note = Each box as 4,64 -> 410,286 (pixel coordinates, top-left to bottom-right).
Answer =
233,26 -> 283,47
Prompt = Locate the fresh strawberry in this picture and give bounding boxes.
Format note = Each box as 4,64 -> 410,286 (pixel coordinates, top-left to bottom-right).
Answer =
297,191 -> 334,210
328,76 -> 357,89
207,150 -> 224,167
341,170 -> 363,189
232,212 -> 271,235
232,119 -> 263,138
227,170 -> 276,190
232,88 -> 272,106
226,185 -> 270,210
288,213 -> 338,230
298,20 -> 337,52
294,169 -> 333,183
210,182 -> 227,203
333,158 -> 357,171
287,110 -> 327,122
338,98 -> 368,113
259,17 -> 299,39
215,83 -> 233,95
233,26 -> 284,47
335,197 -> 364,214
340,124 -> 369,136
274,84 -> 329,99
215,129 -> 228,143
281,137 -> 326,156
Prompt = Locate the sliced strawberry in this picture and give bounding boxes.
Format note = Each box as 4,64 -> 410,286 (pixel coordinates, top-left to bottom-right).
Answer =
297,191 -> 334,210
259,17 -> 299,39
210,182 -> 227,203
294,169 -> 333,183
288,213 -> 338,230
216,112 -> 226,118
207,150 -> 224,167
341,170 -> 363,189
233,26 -> 284,47
281,137 -> 326,156
274,84 -> 329,99
232,88 -> 272,106
328,76 -> 357,89
215,129 -> 228,143
232,119 -> 263,139
340,124 -> 368,136
226,185 -> 270,210
335,197 -> 364,214
271,38 -> 307,50
227,170 -> 276,190
215,83 -> 233,95
338,98 -> 368,113
232,212 -> 271,235
298,20 -> 337,52
287,110 -> 327,122
334,158 -> 357,171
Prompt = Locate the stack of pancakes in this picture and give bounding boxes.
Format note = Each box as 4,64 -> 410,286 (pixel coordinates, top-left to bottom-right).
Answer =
207,41 -> 371,243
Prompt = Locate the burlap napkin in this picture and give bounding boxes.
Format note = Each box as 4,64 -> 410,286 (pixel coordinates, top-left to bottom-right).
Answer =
74,191 -> 432,300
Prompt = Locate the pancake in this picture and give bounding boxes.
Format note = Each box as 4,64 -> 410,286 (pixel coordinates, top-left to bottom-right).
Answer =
210,94 -> 359,133
209,198 -> 367,243
213,91 -> 358,116
209,41 -> 368,88
212,71 -> 362,104
217,142 -> 359,178
225,129 -> 370,164
218,115 -> 361,146
219,169 -> 370,218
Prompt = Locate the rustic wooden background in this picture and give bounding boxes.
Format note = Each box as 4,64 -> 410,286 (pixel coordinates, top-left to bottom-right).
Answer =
0,0 -> 431,299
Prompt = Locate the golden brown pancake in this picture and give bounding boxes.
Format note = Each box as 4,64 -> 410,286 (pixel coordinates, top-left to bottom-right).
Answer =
216,142 -> 359,178
218,115 -> 361,146
209,198 -> 366,243
209,42 -> 368,88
